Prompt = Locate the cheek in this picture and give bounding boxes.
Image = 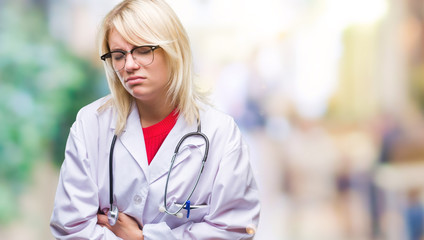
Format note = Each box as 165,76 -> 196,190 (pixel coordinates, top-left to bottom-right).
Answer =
116,73 -> 131,90
156,67 -> 170,83
152,58 -> 171,83
116,72 -> 126,85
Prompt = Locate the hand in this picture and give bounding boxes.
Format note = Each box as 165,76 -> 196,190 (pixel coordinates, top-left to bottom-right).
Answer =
97,211 -> 144,240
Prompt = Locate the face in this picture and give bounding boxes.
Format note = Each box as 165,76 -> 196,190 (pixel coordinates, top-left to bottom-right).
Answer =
107,29 -> 170,104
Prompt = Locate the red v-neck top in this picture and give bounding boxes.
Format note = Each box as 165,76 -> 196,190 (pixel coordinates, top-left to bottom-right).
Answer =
142,109 -> 179,165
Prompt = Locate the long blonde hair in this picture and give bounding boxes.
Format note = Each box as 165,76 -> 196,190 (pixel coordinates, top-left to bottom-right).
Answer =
98,0 -> 208,135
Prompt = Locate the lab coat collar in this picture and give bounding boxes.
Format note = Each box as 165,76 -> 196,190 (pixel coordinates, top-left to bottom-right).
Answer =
110,102 -> 206,184
116,103 -> 149,179
148,113 -> 206,184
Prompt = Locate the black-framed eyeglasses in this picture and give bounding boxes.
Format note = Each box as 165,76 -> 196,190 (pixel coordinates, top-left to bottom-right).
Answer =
100,45 -> 160,72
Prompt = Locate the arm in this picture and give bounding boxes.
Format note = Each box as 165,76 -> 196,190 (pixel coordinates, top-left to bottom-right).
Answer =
50,119 -> 121,239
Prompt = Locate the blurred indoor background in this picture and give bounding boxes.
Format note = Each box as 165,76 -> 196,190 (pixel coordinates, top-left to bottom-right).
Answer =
1,0 -> 424,239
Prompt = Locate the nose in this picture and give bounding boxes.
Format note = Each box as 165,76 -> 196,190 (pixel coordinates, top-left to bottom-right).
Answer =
124,54 -> 140,72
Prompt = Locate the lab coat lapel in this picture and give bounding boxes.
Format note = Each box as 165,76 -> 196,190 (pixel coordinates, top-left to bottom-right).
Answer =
148,116 -> 204,184
118,104 -> 149,177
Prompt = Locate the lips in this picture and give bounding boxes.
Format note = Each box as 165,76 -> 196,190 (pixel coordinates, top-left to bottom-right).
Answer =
125,76 -> 146,85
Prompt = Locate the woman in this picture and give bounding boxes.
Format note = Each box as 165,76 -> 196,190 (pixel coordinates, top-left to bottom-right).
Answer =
50,0 -> 260,239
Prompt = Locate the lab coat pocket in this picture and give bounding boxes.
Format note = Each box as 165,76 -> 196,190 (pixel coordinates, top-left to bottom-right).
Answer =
165,203 -> 210,229
175,203 -> 210,219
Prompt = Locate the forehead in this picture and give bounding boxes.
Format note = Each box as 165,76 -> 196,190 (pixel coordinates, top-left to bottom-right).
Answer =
107,28 -> 147,49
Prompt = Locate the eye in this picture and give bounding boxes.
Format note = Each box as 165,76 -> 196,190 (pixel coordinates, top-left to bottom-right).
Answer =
111,52 -> 125,61
133,46 -> 152,55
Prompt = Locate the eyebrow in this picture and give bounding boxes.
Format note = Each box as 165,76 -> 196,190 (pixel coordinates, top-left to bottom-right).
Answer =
109,47 -> 127,52
110,48 -> 126,52
109,45 -> 139,52
108,43 -> 131,52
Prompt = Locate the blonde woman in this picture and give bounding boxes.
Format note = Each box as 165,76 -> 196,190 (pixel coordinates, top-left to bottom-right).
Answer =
50,0 -> 260,239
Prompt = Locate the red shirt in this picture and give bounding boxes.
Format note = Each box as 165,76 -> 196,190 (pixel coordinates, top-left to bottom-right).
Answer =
142,109 -> 179,165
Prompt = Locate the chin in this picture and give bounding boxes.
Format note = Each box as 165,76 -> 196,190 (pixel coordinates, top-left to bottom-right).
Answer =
131,92 -> 153,102
128,86 -> 148,96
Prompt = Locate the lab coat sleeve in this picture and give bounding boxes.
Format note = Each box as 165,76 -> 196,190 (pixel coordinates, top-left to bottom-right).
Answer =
50,112 -> 122,240
142,120 -> 260,240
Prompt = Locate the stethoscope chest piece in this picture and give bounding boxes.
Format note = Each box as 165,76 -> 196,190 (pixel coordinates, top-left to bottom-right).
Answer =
108,204 -> 119,226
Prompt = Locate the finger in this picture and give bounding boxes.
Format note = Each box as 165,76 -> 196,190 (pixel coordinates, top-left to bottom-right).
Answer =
117,212 -> 127,221
97,220 -> 113,232
97,213 -> 109,226
117,213 -> 143,229
99,223 -> 113,232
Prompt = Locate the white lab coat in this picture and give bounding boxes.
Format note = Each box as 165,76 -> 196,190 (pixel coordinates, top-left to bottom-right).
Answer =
50,97 -> 260,240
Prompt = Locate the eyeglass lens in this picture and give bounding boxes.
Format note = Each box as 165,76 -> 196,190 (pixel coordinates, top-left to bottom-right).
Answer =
108,46 -> 155,71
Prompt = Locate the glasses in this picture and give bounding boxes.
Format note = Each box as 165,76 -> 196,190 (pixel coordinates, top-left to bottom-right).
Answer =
100,45 -> 160,72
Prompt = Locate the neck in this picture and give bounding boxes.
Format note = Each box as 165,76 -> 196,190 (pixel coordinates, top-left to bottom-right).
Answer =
135,99 -> 176,128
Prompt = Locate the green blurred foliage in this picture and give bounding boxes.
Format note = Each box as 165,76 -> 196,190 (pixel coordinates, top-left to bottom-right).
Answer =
0,2 -> 106,224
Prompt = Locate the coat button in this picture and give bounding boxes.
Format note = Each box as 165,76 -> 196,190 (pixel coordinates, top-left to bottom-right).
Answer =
133,194 -> 143,205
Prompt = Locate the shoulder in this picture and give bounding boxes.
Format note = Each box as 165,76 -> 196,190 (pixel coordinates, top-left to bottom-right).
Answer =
68,96 -> 115,145
78,96 -> 111,115
200,104 -> 236,128
76,96 -> 113,121
199,104 -> 242,144
71,96 -> 114,134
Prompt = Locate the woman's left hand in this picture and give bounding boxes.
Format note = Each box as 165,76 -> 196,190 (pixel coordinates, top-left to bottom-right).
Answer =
97,211 -> 144,240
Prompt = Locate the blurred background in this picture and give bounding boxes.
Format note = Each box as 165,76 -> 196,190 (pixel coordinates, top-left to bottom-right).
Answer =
1,0 -> 424,239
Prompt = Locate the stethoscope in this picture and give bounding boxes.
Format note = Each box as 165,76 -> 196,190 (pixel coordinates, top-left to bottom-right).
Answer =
107,121 -> 209,226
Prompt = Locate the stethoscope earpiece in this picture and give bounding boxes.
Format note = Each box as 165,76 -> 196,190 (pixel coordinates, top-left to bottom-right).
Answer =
158,206 -> 166,213
158,205 -> 184,218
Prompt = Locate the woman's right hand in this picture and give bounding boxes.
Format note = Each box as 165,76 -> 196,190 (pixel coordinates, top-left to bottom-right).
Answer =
97,211 -> 144,240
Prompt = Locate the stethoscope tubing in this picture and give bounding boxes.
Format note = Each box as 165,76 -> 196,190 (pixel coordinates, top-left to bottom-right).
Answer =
109,135 -> 118,208
108,120 -> 209,222
162,128 -> 209,216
